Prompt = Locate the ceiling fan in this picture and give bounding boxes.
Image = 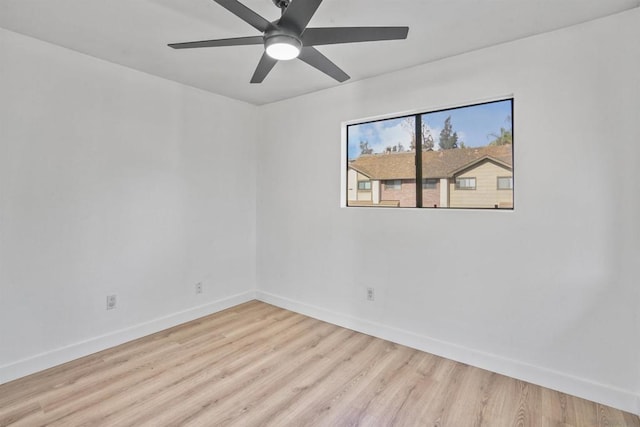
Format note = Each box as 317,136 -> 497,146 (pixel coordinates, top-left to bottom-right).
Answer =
168,0 -> 409,83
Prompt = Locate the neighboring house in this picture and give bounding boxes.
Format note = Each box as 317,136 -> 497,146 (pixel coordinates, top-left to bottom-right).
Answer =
347,145 -> 513,208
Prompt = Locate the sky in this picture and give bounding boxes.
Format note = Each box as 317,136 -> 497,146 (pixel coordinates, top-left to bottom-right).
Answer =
348,99 -> 512,159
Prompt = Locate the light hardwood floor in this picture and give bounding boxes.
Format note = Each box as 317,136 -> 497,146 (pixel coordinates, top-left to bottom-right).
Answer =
1,301 -> 638,426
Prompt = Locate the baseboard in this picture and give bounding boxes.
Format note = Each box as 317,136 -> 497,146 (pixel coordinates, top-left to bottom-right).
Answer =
0,290 -> 256,385
256,290 -> 640,416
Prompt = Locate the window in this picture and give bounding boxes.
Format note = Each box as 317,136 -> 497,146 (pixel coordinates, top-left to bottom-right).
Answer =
384,180 -> 401,190
423,179 -> 438,189
455,177 -> 476,190
346,98 -> 513,209
358,181 -> 372,191
497,176 -> 513,190
346,116 -> 416,207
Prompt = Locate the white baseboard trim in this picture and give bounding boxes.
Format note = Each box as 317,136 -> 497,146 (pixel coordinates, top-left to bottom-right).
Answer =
0,290 -> 256,385
256,290 -> 640,416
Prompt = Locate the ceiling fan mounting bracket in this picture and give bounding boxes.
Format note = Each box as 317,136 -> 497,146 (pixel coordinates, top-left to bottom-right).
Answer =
272,0 -> 290,13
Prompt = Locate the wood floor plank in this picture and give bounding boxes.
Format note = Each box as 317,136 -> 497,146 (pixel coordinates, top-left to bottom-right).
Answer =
0,402 -> 42,427
115,314 -> 329,426
44,309 -> 308,425
178,328 -> 365,426
252,335 -> 399,426
272,341 -> 411,426
1,301 -> 638,427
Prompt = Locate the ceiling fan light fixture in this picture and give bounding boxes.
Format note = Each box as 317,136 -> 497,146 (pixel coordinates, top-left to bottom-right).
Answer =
168,0 -> 409,83
265,34 -> 301,60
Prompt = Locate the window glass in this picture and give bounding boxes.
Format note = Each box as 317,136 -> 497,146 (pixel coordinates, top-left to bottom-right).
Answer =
384,180 -> 401,190
358,181 -> 371,190
346,99 -> 513,209
346,116 -> 416,207
497,176 -> 513,190
423,179 -> 438,189
455,177 -> 476,190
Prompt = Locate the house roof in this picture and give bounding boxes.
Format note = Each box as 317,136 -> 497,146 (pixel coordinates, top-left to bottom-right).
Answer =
349,145 -> 512,180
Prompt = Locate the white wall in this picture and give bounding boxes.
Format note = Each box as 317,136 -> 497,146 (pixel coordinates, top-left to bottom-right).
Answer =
0,28 -> 257,382
257,9 -> 640,414
1,8 -> 638,415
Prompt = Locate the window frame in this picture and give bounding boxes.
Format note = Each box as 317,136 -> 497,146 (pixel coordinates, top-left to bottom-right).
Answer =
455,177 -> 477,190
422,179 -> 438,189
357,180 -> 372,191
497,176 -> 513,190
344,97 -> 514,210
384,179 -> 402,190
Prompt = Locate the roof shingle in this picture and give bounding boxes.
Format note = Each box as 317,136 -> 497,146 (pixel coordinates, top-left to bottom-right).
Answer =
349,145 -> 512,180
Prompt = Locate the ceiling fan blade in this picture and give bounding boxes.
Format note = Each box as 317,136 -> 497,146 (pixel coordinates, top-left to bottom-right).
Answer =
302,26 -> 409,46
251,52 -> 278,83
298,47 -> 349,82
279,0 -> 323,34
169,36 -> 264,49
212,0 -> 272,32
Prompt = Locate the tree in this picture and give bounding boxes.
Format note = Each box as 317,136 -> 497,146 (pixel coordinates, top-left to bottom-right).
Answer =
422,126 -> 435,151
402,118 -> 435,151
488,116 -> 513,146
438,116 -> 461,150
359,140 -> 374,155
487,128 -> 512,146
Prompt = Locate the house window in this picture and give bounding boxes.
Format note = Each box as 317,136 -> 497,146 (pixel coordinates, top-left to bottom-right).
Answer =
358,181 -> 372,191
455,177 -> 476,190
423,179 -> 438,189
497,176 -> 513,190
345,98 -> 513,209
384,180 -> 401,190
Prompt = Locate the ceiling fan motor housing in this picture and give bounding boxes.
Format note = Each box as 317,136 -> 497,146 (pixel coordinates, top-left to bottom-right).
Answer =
264,28 -> 302,60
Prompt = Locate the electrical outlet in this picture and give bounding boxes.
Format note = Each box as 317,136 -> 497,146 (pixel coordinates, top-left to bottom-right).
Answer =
106,294 -> 117,310
366,287 -> 375,301
195,282 -> 203,294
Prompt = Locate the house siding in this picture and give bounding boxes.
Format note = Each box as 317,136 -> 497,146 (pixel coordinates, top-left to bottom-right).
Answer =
348,170 -> 375,203
381,179 -> 416,207
449,160 -> 513,208
347,168 -> 359,202
422,181 -> 440,208
348,146 -> 513,208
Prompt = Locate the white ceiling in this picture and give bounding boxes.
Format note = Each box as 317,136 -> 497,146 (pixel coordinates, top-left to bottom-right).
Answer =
1,0 -> 638,105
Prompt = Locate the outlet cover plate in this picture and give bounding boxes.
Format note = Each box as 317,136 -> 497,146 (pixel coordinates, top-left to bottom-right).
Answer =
366,287 -> 375,301
106,294 -> 117,310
